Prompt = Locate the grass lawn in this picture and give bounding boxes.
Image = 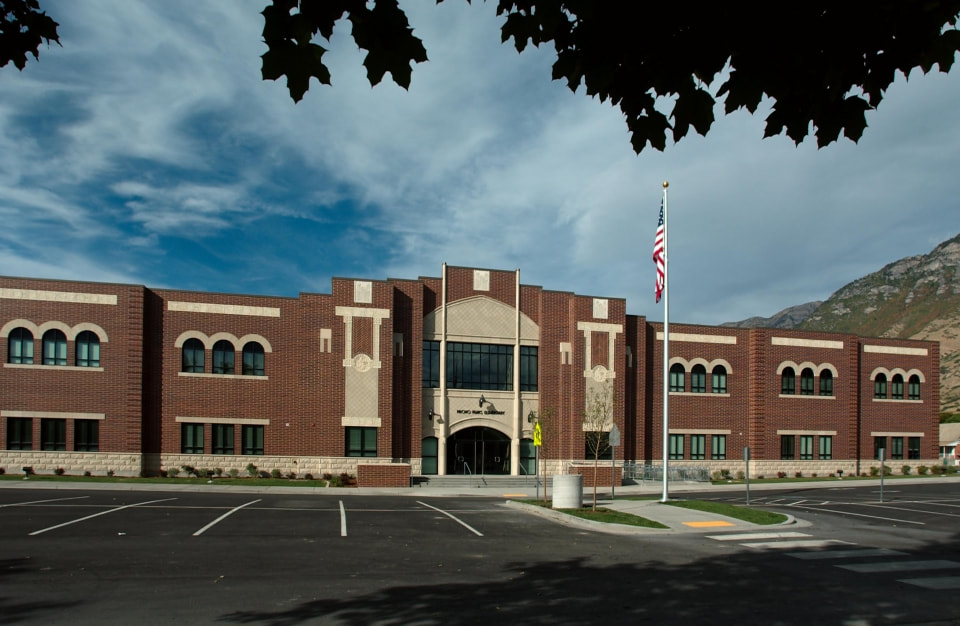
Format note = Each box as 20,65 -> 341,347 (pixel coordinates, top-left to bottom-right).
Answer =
664,499 -> 787,525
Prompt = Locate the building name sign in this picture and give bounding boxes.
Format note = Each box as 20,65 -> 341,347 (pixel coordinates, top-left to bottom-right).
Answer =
457,409 -> 506,415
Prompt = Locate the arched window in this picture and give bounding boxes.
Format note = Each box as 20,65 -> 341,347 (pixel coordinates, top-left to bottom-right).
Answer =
891,374 -> 904,400
42,329 -> 67,365
819,370 -> 833,396
76,331 -> 101,367
781,367 -> 796,395
800,368 -> 815,395
711,365 -> 727,394
7,327 -> 34,364
242,342 -> 265,376
669,363 -> 685,392
212,340 -> 235,375
908,374 -> 921,400
691,364 -> 706,393
182,338 -> 205,373
874,373 -> 887,399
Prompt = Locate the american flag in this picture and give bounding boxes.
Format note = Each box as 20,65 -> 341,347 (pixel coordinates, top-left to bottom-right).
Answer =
652,200 -> 665,303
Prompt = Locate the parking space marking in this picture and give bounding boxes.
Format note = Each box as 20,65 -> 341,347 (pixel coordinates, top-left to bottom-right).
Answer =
193,499 -> 261,536
855,502 -> 960,519
783,504 -> 925,525
28,498 -> 177,536
900,576 -> 960,589
340,500 -> 347,537
417,501 -> 483,537
706,531 -> 810,541
0,495 -> 89,508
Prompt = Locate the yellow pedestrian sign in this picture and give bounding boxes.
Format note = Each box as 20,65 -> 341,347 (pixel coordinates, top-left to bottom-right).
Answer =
533,421 -> 542,447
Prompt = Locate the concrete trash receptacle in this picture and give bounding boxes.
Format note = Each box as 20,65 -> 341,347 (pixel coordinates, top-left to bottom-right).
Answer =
552,474 -> 583,509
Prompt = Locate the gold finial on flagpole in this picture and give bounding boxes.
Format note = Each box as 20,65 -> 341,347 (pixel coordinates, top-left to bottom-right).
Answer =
662,181 -> 669,189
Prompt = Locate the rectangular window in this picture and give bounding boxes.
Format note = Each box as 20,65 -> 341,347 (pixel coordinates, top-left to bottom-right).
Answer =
799,435 -> 814,460
669,368 -> 684,393
890,436 -> 904,460
874,436 -> 887,460
212,424 -> 235,455
781,374 -> 795,395
908,379 -> 920,400
891,378 -> 904,400
690,434 -> 705,460
242,425 -> 264,455
585,432 -> 611,460
446,342 -> 514,390
874,378 -> 887,399
819,374 -> 833,396
711,371 -> 727,394
6,418 -> 32,450
74,420 -> 99,452
711,434 -> 726,460
41,418 -> 66,451
346,427 -> 377,457
800,374 -> 814,396
690,369 -> 706,393
181,423 -> 204,454
780,435 -> 795,460
668,434 -> 684,460
818,435 -> 832,460
520,346 -> 538,391
422,341 -> 440,388
908,436 -> 921,460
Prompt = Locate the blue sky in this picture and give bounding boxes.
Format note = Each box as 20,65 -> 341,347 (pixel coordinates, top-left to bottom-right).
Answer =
2,1 -> 959,326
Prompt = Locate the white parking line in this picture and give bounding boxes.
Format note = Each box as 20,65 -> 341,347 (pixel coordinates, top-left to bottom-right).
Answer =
900,576 -> 960,589
340,500 -> 347,537
706,531 -> 811,541
0,496 -> 89,508
193,499 -> 261,536
784,504 -> 925,525
29,498 -> 177,536
417,501 -> 483,537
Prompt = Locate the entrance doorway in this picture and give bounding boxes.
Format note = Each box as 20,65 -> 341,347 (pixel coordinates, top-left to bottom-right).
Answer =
447,427 -> 511,475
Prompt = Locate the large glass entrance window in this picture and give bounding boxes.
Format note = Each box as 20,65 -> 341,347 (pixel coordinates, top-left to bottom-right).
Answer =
447,427 -> 511,475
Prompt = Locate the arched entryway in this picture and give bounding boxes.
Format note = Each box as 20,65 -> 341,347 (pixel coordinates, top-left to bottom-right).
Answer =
447,427 -> 511,475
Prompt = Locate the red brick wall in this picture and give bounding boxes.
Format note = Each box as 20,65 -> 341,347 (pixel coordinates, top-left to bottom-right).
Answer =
571,464 -> 623,487
0,277 -> 144,453
357,463 -> 410,487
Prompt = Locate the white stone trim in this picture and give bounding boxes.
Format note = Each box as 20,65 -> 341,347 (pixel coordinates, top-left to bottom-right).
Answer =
342,416 -> 382,427
2,410 -> 105,419
0,288 -> 117,305
167,301 -> 280,317
4,364 -> 104,372
668,429 -> 732,435
656,332 -> 736,344
776,429 -> 838,436
870,431 -> 924,437
175,416 -> 270,425
863,344 -> 928,356
772,336 -> 843,349
177,372 -> 269,380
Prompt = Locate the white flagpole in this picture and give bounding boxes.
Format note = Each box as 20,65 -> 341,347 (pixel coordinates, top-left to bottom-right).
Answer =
661,181 -> 670,503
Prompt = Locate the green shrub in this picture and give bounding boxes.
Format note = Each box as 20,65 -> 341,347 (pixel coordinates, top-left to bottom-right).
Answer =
794,471 -> 803,478
168,467 -> 180,477
246,463 -> 258,477
917,465 -> 929,475
328,475 -> 342,487
869,466 -> 879,476
270,468 -> 282,479
932,464 -> 945,475
882,466 -> 892,476
286,471 -> 297,480
214,467 -> 223,477
54,467 -> 65,476
180,465 -> 196,477
901,465 -> 912,475
229,468 -> 240,478
947,465 -> 958,475
736,470 -> 745,480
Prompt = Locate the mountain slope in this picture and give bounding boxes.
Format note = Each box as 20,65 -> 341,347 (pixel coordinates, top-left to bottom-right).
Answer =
799,233 -> 960,411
